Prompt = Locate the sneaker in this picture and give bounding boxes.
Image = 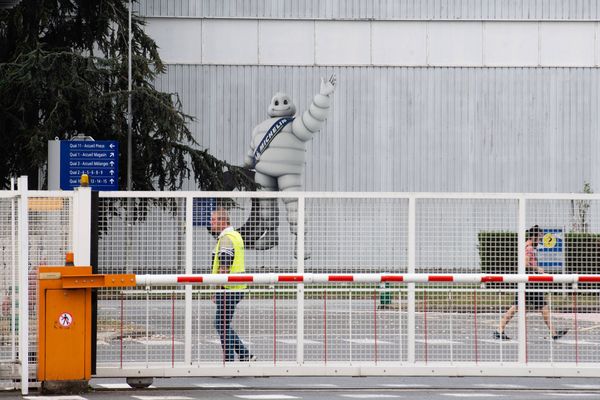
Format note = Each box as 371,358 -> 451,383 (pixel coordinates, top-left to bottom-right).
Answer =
552,329 -> 569,340
493,330 -> 511,340
240,354 -> 257,362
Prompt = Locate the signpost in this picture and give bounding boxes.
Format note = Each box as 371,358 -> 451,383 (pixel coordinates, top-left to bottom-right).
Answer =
538,228 -> 565,273
59,141 -> 119,191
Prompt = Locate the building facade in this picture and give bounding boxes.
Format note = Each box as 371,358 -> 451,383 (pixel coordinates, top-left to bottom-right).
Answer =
139,0 -> 600,193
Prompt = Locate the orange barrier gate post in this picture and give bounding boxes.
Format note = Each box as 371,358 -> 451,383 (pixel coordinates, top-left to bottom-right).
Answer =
37,265 -> 135,394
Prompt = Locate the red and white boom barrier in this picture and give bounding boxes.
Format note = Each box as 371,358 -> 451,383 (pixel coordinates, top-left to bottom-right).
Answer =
134,273 -> 600,286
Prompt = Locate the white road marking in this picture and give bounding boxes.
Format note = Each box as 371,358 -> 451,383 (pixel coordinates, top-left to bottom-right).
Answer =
479,339 -> 518,344
134,339 -> 184,345
474,384 -> 526,389
380,384 -> 430,388
95,383 -> 156,389
206,339 -> 253,345
340,395 -> 402,398
415,339 -> 462,345
580,324 -> 600,332
287,383 -> 337,387
24,397 -> 88,400
195,383 -> 248,388
132,396 -> 194,400
235,395 -> 300,399
552,340 -> 596,345
277,338 -> 320,345
342,339 -> 392,345
543,393 -> 599,397
564,384 -> 600,389
442,394 -> 502,397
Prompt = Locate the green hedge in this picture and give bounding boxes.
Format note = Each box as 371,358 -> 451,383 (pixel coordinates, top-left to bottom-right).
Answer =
478,231 -> 600,289
565,233 -> 600,274
478,232 -> 518,274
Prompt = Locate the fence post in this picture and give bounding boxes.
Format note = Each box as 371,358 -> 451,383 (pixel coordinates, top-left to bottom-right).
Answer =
407,195 -> 416,363
17,176 -> 29,395
72,186 -> 91,265
517,196 -> 526,363
10,179 -> 17,363
296,195 -> 305,365
184,195 -> 193,365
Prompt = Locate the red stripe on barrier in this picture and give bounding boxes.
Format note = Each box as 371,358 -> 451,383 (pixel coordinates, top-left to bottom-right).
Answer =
428,275 -> 454,282
578,276 -> 600,282
329,275 -> 354,282
177,276 -> 203,283
528,276 -> 554,282
228,276 -> 254,282
279,275 -> 304,282
481,276 -> 503,282
382,275 -> 404,282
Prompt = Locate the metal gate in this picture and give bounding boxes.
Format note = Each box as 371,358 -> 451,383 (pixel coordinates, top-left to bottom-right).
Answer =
3,182 -> 600,393
94,191 -> 600,378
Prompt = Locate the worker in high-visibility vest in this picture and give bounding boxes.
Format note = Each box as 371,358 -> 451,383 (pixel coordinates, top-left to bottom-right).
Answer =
211,207 -> 256,362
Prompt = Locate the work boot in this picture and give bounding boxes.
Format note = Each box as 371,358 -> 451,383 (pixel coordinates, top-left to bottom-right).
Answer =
552,329 -> 569,340
493,330 -> 511,340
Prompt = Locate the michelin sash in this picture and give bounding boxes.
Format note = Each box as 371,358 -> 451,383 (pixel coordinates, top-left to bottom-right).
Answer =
252,117 -> 295,167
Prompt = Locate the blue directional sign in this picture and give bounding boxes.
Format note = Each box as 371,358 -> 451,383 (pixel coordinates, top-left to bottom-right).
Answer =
192,198 -> 216,226
60,140 -> 119,190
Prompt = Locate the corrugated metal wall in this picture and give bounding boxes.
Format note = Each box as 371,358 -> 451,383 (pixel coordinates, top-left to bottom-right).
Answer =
154,66 -> 600,193
137,0 -> 600,20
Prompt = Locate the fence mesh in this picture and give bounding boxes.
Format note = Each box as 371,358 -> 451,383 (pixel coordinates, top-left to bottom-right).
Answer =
306,198 -> 408,273
27,196 -> 73,373
0,196 -> 18,384
22,192 -> 598,371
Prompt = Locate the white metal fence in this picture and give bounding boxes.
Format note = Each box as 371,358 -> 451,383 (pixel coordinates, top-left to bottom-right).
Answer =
3,185 -> 600,392
0,177 -> 74,394
95,191 -> 600,377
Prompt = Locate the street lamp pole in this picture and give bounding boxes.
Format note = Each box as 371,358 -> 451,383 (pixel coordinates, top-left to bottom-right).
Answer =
127,0 -> 133,191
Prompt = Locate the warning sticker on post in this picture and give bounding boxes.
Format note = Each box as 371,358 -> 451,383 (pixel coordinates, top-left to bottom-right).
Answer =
58,312 -> 73,328
538,228 -> 564,273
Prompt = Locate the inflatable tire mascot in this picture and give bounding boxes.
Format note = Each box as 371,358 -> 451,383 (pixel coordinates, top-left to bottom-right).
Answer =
240,74 -> 337,258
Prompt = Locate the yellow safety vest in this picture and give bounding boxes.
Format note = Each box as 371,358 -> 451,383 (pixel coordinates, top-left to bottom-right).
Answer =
212,230 -> 246,290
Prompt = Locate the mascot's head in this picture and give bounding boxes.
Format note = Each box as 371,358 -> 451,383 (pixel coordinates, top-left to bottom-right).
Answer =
268,92 -> 296,117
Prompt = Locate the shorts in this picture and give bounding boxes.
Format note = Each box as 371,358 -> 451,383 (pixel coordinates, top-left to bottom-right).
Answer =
513,291 -> 546,311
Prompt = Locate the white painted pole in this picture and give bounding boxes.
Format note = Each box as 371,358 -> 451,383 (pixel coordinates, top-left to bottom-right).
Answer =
517,197 -> 527,364
17,176 -> 29,395
296,196 -> 305,364
184,195 -> 193,365
72,186 -> 91,265
407,196 -> 416,364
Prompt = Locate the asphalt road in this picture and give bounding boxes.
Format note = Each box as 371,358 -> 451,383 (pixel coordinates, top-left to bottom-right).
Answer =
5,376 -> 600,400
96,297 -> 599,365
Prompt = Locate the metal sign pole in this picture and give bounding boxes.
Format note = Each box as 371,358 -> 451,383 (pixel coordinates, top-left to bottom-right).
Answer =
127,0 -> 133,191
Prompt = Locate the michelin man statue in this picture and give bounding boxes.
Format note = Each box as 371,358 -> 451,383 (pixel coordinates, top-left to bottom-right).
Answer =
243,74 -> 337,258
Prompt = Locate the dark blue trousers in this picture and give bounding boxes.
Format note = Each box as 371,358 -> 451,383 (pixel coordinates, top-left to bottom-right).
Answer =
214,291 -> 249,361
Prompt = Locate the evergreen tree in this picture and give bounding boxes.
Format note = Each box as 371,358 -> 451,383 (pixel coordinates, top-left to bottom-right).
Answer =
0,0 -> 255,191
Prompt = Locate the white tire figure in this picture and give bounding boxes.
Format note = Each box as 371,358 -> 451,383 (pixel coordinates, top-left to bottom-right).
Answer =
244,75 -> 337,258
